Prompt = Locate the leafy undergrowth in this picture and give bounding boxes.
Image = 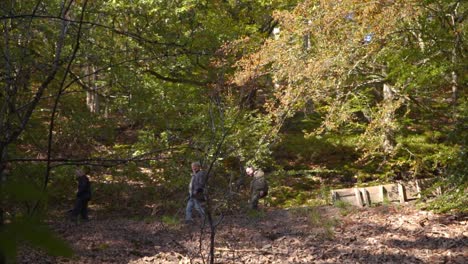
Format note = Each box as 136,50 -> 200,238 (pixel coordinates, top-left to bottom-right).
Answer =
17,204 -> 467,263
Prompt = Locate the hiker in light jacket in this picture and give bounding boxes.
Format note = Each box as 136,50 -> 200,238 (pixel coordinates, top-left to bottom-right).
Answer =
246,167 -> 268,210
185,162 -> 206,223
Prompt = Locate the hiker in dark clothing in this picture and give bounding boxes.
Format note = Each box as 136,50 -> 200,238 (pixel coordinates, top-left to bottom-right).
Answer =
70,168 -> 91,221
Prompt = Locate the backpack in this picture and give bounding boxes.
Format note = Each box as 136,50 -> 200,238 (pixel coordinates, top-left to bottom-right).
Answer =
259,184 -> 268,198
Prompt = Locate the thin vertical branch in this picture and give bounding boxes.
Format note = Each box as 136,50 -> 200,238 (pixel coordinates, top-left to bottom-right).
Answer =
30,0 -> 88,215
198,89 -> 256,264
44,0 -> 88,190
1,3 -> 13,126
5,5 -> 70,147
0,0 -> 15,235
16,0 -> 42,91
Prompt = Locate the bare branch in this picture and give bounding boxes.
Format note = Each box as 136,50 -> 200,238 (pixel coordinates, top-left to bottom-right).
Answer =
8,146 -> 201,165
43,0 -> 88,193
0,14 -> 184,48
144,69 -> 208,87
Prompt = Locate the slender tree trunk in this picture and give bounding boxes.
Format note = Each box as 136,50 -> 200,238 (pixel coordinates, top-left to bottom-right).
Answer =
0,143 -> 9,263
303,20 -> 312,51
449,2 -> 461,116
450,30 -> 459,110
451,68 -> 458,105
382,83 -> 396,154
32,0 -> 88,214
0,1 -> 12,229
3,0 -> 61,216
209,218 -> 216,264
0,144 -> 7,227
104,98 -> 109,118
93,66 -> 100,113
410,23 -> 425,52
86,65 -> 100,113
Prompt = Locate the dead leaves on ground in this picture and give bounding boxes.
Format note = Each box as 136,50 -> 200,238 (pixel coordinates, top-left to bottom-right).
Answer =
18,204 -> 467,263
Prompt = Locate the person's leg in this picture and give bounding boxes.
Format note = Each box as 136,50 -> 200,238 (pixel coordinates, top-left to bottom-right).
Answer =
71,198 -> 84,221
193,199 -> 205,218
185,198 -> 194,221
250,192 -> 260,210
80,199 -> 89,220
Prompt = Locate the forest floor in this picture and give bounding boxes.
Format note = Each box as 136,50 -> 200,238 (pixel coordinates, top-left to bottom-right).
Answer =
20,203 -> 467,264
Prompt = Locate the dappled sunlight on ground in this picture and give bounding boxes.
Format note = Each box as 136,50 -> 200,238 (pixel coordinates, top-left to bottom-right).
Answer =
18,204 -> 467,263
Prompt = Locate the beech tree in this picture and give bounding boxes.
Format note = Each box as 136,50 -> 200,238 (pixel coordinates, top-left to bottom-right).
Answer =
234,0 -> 466,180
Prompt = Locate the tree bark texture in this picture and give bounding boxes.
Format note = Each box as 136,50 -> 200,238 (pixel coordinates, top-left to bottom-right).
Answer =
382,83 -> 396,154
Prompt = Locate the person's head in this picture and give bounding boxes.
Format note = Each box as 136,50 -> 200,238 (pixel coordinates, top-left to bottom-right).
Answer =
75,168 -> 86,178
245,166 -> 254,176
191,162 -> 201,173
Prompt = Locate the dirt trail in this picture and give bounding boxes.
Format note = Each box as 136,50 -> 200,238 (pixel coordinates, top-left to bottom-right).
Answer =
20,204 -> 467,263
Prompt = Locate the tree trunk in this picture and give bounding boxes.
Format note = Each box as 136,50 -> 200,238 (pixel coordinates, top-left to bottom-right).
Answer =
0,144 -> 7,227
86,65 -> 99,113
104,98 -> 109,118
451,69 -> 458,106
449,2 -> 461,115
303,20 -> 312,51
382,83 -> 396,154
450,32 -> 459,109
0,144 -> 9,264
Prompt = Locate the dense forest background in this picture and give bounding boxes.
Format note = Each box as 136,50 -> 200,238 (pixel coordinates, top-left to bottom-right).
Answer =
0,0 -> 466,261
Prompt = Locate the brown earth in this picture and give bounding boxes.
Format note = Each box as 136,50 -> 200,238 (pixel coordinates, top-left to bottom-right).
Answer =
20,204 -> 467,263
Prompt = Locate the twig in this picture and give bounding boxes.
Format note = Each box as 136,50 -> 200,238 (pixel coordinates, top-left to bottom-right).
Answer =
215,247 -> 288,255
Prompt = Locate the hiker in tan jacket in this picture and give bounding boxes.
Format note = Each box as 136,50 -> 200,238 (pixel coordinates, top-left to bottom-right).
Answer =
246,167 -> 268,210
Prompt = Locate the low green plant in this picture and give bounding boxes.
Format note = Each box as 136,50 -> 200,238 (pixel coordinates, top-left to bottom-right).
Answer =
322,217 -> 340,240
0,217 -> 73,262
318,185 -> 332,204
307,208 -> 322,227
382,196 -> 391,206
334,200 -> 353,216
423,145 -> 468,213
161,215 -> 180,226
246,209 -> 265,219
97,243 -> 109,250
289,206 -> 313,217
289,206 -> 339,239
